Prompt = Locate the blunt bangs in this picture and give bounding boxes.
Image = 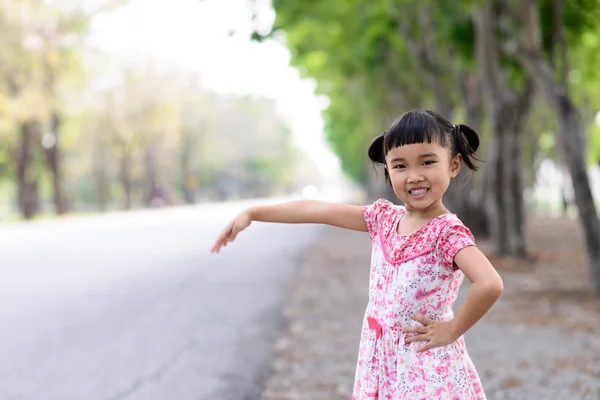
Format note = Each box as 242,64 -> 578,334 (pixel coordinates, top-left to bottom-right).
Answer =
383,110 -> 450,155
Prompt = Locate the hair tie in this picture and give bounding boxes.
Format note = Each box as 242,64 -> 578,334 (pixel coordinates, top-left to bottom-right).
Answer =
453,124 -> 461,136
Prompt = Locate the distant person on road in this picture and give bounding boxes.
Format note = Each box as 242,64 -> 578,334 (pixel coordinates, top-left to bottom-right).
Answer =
211,109 -> 503,400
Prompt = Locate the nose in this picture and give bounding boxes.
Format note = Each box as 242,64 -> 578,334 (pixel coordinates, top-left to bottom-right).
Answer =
406,172 -> 424,184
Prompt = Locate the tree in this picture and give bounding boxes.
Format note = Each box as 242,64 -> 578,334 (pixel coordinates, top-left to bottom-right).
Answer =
509,0 -> 600,294
473,0 -> 533,256
0,0 -> 125,218
264,0 -> 526,243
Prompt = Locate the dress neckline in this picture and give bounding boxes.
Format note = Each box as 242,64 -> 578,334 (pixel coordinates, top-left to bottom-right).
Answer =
394,207 -> 453,238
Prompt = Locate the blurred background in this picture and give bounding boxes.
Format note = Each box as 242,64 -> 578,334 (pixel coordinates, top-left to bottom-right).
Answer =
0,0 -> 352,221
1,0 -> 600,399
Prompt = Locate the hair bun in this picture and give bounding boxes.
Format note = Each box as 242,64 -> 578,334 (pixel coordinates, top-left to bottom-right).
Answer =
367,133 -> 386,164
457,124 -> 480,153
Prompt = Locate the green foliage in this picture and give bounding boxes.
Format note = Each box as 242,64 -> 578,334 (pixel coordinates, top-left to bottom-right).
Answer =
266,0 -> 393,181
588,123 -> 600,165
263,0 -> 491,181
264,0 -> 600,182
557,2 -> 600,165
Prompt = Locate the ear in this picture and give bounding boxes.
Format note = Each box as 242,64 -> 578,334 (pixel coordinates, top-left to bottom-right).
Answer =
450,154 -> 462,178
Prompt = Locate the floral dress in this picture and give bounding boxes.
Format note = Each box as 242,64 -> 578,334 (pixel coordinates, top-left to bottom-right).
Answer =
352,198 -> 486,400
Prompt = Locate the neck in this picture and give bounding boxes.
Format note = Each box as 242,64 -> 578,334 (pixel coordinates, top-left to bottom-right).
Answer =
404,200 -> 449,220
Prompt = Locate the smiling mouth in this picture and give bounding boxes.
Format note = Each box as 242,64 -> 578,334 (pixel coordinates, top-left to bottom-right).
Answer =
409,188 -> 428,197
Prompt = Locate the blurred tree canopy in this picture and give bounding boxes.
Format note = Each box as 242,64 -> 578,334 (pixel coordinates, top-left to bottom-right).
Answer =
0,0 -> 312,220
256,0 -> 600,294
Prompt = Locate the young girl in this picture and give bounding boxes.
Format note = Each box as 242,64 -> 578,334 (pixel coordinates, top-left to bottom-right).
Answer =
211,109 -> 503,399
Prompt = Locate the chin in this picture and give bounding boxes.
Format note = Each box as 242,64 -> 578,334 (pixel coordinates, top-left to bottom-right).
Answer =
404,198 -> 439,210
406,203 -> 432,211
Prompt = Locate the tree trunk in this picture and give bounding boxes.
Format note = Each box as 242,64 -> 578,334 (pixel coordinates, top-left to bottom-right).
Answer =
17,121 -> 40,219
507,126 -> 526,255
556,147 -> 570,216
489,94 -> 532,257
508,82 -> 533,257
561,189 -> 569,215
144,145 -> 159,206
119,150 -> 133,210
551,0 -> 570,217
481,136 -> 497,237
181,134 -> 196,204
491,114 -> 512,256
93,134 -> 109,211
44,111 -> 67,215
517,0 -> 600,294
558,99 -> 600,293
455,72 -> 490,238
508,130 -> 527,256
475,1 -> 532,256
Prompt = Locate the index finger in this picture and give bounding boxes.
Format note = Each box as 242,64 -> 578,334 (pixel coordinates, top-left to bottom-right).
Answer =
409,314 -> 432,325
211,225 -> 233,253
403,325 -> 428,334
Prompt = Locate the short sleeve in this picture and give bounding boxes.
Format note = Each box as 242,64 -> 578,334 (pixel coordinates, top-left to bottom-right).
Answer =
362,198 -> 394,240
437,220 -> 476,271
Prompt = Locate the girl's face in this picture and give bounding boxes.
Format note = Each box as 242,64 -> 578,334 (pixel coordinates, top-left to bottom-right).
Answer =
385,141 -> 461,213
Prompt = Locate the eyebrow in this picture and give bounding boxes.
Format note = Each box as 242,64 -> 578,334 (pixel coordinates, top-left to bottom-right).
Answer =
389,153 -> 439,163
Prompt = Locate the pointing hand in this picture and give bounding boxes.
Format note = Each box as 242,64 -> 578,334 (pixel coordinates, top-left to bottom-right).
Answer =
211,211 -> 252,253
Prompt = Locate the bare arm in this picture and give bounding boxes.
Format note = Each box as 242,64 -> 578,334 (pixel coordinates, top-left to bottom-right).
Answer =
403,245 -> 503,352
449,246 -> 504,338
211,200 -> 367,253
248,200 -> 367,230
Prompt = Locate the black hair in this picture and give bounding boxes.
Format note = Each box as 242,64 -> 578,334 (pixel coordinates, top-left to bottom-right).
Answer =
367,109 -> 480,185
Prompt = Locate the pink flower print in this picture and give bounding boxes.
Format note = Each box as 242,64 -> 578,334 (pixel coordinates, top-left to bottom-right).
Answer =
413,384 -> 426,393
408,369 -> 419,383
469,366 -> 479,380
436,366 -> 448,376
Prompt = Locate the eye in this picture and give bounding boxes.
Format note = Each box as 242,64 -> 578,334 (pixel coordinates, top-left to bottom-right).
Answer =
423,160 -> 436,166
393,164 -> 406,169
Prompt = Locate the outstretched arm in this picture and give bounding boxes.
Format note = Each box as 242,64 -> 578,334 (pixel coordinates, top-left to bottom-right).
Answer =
211,200 -> 367,253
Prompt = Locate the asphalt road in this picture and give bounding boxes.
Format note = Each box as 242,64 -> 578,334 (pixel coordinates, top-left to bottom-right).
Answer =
0,199 -> 324,400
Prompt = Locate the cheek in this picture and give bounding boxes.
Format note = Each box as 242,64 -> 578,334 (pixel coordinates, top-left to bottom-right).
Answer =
390,174 -> 405,186
429,169 -> 452,187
